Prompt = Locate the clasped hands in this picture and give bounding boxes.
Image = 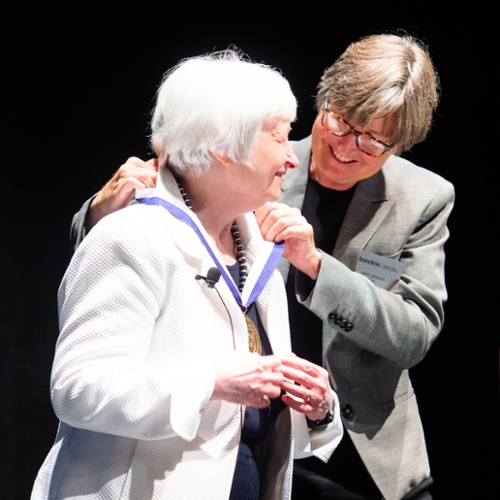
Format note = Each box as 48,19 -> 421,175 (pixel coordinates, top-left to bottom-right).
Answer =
212,352 -> 333,423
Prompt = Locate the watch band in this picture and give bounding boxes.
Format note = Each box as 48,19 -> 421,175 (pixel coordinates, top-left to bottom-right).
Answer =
306,408 -> 334,430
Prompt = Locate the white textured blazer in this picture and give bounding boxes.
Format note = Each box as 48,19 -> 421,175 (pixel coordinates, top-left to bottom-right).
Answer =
32,167 -> 342,500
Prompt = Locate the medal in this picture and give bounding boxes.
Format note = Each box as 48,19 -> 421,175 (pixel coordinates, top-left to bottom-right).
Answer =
245,313 -> 262,354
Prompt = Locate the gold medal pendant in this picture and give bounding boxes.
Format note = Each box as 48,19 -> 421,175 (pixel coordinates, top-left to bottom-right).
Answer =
244,313 -> 262,355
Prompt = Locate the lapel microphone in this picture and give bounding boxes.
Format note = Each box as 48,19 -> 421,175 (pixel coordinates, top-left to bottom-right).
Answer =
195,267 -> 221,288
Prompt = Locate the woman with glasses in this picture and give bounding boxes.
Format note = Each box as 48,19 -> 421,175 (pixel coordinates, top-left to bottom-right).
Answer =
31,50 -> 343,500
257,34 -> 454,500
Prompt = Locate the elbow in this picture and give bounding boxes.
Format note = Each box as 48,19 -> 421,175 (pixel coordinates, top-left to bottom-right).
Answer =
388,319 -> 442,369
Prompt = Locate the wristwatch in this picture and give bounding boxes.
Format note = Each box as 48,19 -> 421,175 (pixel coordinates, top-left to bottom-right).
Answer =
306,408 -> 334,430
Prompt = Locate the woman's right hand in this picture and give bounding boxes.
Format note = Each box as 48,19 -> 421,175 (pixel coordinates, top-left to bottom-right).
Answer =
211,352 -> 284,408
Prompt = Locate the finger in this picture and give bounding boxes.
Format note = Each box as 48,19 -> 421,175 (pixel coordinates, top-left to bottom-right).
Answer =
261,213 -> 310,244
147,158 -> 159,171
131,169 -> 157,188
248,371 -> 284,390
278,364 -> 316,389
255,204 -> 285,240
124,175 -> 150,192
110,168 -> 157,196
257,354 -> 283,371
254,203 -> 273,225
255,203 -> 297,237
124,156 -> 156,170
246,381 -> 282,408
258,207 -> 295,236
278,365 -> 329,405
249,395 -> 271,409
282,391 -> 332,421
280,354 -> 326,377
280,378 -> 313,403
260,383 -> 284,400
281,393 -> 311,414
278,359 -> 324,384
268,219 -> 312,244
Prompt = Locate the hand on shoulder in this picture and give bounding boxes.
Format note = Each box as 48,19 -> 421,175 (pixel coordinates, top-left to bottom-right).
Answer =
87,157 -> 158,230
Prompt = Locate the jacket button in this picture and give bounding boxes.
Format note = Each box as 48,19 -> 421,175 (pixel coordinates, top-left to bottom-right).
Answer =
344,322 -> 353,332
327,312 -> 338,325
341,404 -> 354,420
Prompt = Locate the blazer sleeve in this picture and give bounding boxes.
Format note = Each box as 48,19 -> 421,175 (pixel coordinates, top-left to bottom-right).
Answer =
69,196 -> 95,253
296,179 -> 455,369
53,207 -> 216,441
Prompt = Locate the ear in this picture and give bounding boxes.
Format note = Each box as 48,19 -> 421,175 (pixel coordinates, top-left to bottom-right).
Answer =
214,154 -> 231,166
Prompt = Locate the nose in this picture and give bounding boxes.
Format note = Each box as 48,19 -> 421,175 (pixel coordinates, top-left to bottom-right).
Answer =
285,145 -> 299,169
335,131 -> 358,157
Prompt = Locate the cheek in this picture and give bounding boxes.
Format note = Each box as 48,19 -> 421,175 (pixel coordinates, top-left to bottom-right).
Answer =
362,156 -> 387,177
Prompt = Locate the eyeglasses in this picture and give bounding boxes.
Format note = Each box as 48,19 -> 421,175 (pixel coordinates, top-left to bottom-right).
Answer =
321,98 -> 393,158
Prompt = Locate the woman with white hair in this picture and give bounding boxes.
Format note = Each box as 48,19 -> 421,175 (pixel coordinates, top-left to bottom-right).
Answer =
31,51 -> 342,500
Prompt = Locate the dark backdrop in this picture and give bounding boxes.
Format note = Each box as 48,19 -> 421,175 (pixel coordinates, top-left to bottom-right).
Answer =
1,1 -> 497,499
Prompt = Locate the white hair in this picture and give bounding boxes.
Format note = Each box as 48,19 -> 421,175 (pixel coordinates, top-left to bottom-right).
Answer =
151,49 -> 297,176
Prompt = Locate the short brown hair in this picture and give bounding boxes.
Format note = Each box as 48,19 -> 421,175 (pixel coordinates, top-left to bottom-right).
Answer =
316,34 -> 440,152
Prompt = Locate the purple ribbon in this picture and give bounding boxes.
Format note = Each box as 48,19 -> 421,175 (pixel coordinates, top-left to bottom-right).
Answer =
136,195 -> 284,309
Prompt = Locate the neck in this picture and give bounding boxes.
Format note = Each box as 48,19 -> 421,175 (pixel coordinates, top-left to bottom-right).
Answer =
179,175 -> 239,264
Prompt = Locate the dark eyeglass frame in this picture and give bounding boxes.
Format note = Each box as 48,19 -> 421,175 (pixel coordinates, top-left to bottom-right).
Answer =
321,98 -> 393,158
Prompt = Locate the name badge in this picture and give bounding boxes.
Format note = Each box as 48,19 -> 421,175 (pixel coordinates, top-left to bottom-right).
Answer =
355,250 -> 404,290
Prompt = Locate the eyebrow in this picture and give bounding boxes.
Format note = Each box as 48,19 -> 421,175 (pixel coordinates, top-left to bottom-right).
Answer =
271,123 -> 292,137
364,117 -> 394,143
329,104 -> 392,144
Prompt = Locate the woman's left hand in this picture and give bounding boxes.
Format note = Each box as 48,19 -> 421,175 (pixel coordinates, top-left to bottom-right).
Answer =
277,353 -> 333,422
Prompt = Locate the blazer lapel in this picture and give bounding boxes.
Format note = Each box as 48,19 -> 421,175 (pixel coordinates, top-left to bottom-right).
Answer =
333,168 -> 393,270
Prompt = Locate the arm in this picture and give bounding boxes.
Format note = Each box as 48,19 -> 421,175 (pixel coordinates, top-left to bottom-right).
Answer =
70,195 -> 95,252
56,209 -> 208,441
257,180 -> 455,369
70,157 -> 157,251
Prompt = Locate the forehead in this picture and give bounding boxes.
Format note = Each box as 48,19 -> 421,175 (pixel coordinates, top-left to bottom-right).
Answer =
261,117 -> 292,135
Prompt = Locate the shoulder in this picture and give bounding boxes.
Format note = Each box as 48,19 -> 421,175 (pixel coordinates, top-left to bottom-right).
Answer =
84,204 -> 173,248
71,203 -> 191,274
377,155 -> 455,210
383,155 -> 454,196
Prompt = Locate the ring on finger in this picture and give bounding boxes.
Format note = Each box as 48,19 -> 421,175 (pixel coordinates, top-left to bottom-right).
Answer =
305,390 -> 312,402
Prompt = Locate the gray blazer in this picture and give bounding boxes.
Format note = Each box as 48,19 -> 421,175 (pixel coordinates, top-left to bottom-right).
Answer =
282,137 -> 455,500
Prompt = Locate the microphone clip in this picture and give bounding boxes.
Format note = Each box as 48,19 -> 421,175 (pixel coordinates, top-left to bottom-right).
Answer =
195,267 -> 221,289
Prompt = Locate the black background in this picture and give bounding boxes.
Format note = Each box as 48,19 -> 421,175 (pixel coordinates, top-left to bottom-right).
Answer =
1,1 -> 497,498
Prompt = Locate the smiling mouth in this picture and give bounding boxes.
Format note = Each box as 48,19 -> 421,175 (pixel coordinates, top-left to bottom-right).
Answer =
331,146 -> 354,163
275,172 -> 285,177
